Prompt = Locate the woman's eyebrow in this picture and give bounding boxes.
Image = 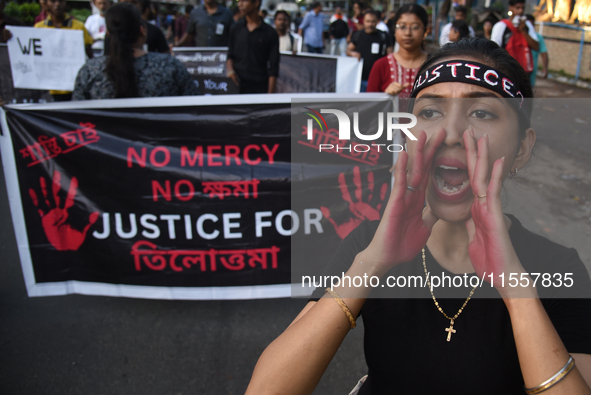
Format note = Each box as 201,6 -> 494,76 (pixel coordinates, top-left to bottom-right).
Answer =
415,92 -> 503,107
416,92 -> 501,99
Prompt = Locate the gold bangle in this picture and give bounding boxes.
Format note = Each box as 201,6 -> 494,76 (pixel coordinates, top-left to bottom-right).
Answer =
524,355 -> 575,394
325,288 -> 356,329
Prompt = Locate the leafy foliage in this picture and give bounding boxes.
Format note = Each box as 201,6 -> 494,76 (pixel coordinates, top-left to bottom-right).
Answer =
70,8 -> 92,22
4,1 -> 41,26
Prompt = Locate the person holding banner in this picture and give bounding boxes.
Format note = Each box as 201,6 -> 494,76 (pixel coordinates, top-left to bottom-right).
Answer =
175,0 -> 233,48
72,3 -> 198,100
34,0 -> 93,101
245,38 -> 591,394
346,10 -> 393,93
226,0 -> 279,94
367,4 -> 428,100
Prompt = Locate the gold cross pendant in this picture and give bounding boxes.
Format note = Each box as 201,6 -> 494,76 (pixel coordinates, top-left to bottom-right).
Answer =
445,321 -> 456,342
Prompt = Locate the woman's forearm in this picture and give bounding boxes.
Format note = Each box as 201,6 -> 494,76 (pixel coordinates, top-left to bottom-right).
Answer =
245,253 -> 380,395
505,296 -> 591,394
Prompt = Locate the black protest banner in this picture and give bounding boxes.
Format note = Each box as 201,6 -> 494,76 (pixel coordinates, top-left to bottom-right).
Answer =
1,97 -> 293,298
1,95 -> 394,299
173,48 -> 360,95
172,48 -> 238,95
276,53 -> 337,93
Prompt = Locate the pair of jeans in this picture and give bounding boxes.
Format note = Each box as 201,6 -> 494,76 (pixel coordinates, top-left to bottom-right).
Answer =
360,80 -> 368,93
330,37 -> 347,56
306,45 -> 323,54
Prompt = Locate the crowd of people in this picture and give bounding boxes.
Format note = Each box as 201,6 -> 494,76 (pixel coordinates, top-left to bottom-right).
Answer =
3,0 -> 589,393
1,0 -> 551,101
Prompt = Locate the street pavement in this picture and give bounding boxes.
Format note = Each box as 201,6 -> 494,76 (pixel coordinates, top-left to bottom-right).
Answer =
1,78 -> 590,394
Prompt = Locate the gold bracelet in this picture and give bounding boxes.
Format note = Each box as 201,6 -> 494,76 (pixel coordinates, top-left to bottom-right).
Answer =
325,288 -> 356,329
524,355 -> 575,394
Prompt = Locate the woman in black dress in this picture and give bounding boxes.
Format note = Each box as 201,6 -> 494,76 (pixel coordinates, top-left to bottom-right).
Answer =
246,38 -> 591,394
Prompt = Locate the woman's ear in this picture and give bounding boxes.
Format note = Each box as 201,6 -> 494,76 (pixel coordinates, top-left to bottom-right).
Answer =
512,128 -> 536,171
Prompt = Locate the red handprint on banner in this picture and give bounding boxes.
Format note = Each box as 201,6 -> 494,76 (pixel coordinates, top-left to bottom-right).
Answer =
28,171 -> 99,251
321,166 -> 388,239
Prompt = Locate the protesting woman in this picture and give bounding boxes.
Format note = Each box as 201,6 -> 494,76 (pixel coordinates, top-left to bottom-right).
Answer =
73,2 -> 198,100
245,38 -> 591,394
367,4 -> 428,99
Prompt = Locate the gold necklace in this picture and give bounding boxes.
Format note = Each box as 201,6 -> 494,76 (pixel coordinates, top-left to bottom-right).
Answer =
422,248 -> 477,342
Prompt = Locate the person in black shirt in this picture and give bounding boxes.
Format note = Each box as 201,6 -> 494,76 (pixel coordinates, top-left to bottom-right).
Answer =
226,0 -> 279,94
175,0 -> 233,48
245,38 -> 591,394
347,10 -> 393,92
329,7 -> 349,56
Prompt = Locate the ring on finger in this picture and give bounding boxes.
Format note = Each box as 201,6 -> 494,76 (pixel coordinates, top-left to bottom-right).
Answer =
475,194 -> 487,199
407,185 -> 417,191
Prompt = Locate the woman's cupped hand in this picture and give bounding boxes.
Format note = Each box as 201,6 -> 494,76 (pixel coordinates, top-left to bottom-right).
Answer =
360,129 -> 445,276
463,130 -> 532,297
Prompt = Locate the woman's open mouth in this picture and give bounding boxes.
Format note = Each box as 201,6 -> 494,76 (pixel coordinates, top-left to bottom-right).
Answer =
431,158 -> 471,200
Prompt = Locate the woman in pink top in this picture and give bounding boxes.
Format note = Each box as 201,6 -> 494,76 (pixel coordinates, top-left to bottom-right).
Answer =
367,4 -> 428,99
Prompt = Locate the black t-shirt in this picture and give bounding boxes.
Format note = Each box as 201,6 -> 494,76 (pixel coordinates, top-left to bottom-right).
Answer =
329,19 -> 348,39
227,19 -> 279,84
351,30 -> 392,80
311,215 -> 591,394
186,5 -> 234,47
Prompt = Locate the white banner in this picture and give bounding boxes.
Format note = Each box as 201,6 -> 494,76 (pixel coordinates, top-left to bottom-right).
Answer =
335,56 -> 363,94
6,26 -> 86,91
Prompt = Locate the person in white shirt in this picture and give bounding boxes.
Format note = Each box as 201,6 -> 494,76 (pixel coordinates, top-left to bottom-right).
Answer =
490,0 -> 539,51
439,5 -> 475,46
275,10 -> 299,53
376,10 -> 389,33
85,0 -> 110,51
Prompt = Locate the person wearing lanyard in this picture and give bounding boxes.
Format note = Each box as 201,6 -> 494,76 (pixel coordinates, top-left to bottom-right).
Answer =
226,0 -> 279,94
175,0 -> 233,48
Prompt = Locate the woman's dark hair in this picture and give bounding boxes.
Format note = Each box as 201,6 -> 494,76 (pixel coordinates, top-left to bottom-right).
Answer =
416,38 -> 533,136
391,4 -> 428,31
454,5 -> 467,16
105,3 -> 142,98
353,1 -> 365,12
139,0 -> 151,14
451,19 -> 470,40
